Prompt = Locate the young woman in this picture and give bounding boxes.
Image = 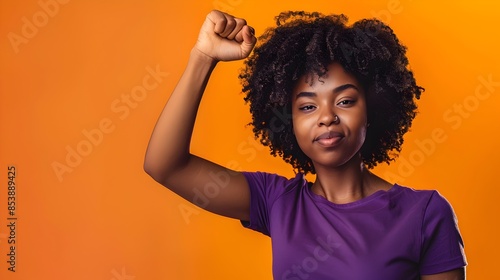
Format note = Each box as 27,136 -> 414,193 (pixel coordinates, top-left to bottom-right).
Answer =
144,10 -> 467,279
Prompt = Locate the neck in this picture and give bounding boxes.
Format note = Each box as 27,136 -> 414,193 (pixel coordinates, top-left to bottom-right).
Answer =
311,156 -> 374,204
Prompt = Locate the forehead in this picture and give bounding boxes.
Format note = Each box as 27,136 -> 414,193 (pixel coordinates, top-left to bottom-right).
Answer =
293,63 -> 361,93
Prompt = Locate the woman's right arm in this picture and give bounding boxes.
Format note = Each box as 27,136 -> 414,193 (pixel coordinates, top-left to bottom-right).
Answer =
143,10 -> 257,221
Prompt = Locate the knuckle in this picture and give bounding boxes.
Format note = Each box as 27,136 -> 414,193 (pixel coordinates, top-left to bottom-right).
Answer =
226,18 -> 236,27
239,18 -> 247,26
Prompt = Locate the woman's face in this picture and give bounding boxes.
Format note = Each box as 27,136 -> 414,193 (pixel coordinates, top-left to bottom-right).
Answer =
291,62 -> 368,169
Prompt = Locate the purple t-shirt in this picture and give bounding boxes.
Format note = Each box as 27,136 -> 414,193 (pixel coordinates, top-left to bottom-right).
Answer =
241,171 -> 467,280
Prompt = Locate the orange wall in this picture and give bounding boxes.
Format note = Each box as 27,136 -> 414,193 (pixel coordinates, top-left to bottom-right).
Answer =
1,0 -> 498,279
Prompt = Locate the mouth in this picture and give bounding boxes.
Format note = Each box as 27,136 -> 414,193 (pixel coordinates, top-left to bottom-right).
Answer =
314,131 -> 344,147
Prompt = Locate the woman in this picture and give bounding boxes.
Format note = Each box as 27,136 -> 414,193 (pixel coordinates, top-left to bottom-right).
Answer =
144,10 -> 467,279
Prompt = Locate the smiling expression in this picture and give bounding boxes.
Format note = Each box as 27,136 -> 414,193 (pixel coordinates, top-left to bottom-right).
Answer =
291,62 -> 368,169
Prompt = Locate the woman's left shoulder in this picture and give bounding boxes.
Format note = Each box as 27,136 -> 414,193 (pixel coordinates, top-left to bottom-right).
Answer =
391,184 -> 455,212
392,183 -> 437,199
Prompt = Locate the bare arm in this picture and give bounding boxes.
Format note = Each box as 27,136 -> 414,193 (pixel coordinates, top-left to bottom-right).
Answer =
421,268 -> 465,280
144,10 -> 257,220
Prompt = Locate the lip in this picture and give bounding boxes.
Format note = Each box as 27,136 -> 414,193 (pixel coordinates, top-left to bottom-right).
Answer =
314,131 -> 344,147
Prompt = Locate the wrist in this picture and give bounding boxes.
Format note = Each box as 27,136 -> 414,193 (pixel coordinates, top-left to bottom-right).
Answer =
190,48 -> 218,67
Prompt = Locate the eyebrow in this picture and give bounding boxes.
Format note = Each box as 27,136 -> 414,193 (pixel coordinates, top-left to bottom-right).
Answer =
295,84 -> 359,99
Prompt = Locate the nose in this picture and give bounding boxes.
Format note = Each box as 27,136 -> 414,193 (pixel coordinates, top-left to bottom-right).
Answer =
318,107 -> 339,127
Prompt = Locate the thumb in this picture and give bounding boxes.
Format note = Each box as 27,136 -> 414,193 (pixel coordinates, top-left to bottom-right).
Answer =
240,25 -> 257,56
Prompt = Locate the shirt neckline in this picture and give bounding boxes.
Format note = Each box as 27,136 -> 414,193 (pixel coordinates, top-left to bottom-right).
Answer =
299,174 -> 402,209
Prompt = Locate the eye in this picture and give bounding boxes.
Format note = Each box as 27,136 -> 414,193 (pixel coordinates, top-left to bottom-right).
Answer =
337,99 -> 356,107
298,105 -> 316,112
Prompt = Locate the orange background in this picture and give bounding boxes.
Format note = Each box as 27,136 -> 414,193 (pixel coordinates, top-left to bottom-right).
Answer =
1,0 -> 499,279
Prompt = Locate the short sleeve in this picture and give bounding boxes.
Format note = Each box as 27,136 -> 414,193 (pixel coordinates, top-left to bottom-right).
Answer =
240,172 -> 300,236
419,191 -> 467,275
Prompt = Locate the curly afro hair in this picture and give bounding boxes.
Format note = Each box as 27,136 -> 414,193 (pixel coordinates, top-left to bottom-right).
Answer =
239,11 -> 424,175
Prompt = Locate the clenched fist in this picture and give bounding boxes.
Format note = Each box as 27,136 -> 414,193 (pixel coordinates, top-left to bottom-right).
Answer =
194,10 -> 257,62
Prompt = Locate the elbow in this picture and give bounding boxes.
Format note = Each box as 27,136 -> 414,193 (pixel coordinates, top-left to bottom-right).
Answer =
143,162 -> 153,177
143,158 -> 181,184
143,159 -> 167,183
143,153 -> 190,184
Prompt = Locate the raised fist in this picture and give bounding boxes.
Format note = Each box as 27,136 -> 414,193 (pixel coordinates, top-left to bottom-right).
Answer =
194,10 -> 257,62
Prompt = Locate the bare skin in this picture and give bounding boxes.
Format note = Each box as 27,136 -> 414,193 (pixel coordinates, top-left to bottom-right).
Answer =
143,9 -> 465,279
143,10 -> 256,221
291,62 -> 394,204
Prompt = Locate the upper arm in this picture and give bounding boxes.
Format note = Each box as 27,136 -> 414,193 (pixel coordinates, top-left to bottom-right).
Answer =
149,154 -> 251,221
421,267 -> 465,280
419,192 -> 467,275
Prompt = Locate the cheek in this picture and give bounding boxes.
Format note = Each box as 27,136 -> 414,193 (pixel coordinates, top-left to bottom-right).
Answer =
292,116 -> 311,147
344,110 -> 368,142
292,115 -> 312,135
353,119 -> 368,145
359,125 -> 367,143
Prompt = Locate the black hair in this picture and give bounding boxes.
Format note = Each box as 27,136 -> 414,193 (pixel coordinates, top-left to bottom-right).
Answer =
239,11 -> 424,174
